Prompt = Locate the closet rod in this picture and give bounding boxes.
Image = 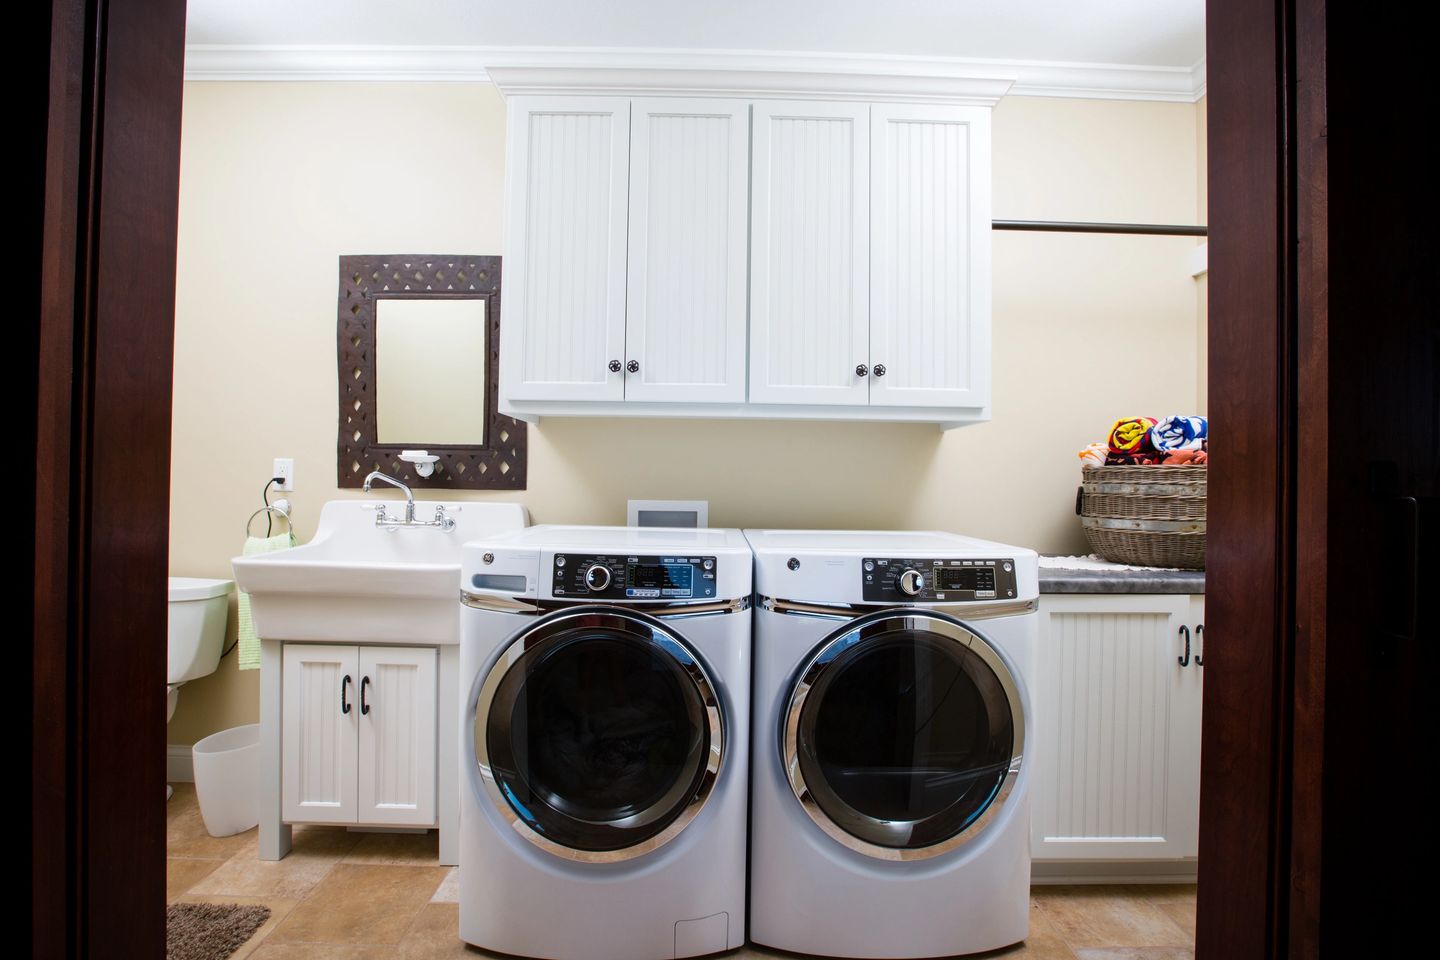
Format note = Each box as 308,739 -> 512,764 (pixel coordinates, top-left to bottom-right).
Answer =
993,219 -> 1208,237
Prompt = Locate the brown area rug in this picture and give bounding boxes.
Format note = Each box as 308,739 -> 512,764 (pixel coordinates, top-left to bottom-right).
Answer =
166,903 -> 271,960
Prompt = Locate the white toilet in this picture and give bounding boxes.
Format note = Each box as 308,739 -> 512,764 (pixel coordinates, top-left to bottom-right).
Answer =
168,577 -> 233,723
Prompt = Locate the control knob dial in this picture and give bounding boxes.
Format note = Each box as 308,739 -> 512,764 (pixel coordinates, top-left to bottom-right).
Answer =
897,568 -> 926,597
584,564 -> 612,591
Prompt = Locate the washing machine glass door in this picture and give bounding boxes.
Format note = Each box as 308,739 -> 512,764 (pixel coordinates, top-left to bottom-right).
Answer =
475,606 -> 724,861
783,609 -> 1023,861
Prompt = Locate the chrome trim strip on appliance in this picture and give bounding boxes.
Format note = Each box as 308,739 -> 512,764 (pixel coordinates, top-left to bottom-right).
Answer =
782,610 -> 1026,862
757,594 -> 1037,622
473,607 -> 725,863
461,592 -> 750,619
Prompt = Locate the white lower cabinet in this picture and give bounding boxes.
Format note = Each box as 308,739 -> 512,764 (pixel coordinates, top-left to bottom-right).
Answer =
1032,594 -> 1205,863
282,643 -> 437,828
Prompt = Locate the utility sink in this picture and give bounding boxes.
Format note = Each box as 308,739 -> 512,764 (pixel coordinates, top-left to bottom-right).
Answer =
232,499 -> 528,644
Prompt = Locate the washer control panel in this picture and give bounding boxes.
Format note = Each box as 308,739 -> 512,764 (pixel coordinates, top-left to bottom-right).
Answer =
861,557 -> 1018,603
552,553 -> 718,600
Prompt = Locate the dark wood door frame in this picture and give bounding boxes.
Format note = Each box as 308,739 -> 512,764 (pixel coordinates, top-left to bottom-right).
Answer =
30,0 -> 187,956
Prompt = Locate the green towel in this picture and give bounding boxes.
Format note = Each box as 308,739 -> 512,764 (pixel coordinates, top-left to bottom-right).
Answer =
237,531 -> 296,670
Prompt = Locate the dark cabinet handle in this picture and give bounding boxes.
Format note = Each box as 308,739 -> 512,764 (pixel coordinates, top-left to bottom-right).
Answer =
1194,625 -> 1204,666
626,360 -> 639,373
360,675 -> 371,715
341,674 -> 352,714
608,359 -> 621,373
1177,625 -> 1191,667
856,364 -> 868,377
873,364 -> 887,377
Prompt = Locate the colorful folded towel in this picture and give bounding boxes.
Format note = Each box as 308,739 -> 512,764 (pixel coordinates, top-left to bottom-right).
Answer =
1150,415 -> 1208,452
1107,417 -> 1159,454
1105,451 -> 1167,466
1078,442 -> 1108,467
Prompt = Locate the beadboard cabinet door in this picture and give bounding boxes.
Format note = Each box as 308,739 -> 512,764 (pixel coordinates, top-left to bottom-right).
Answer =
501,97 -> 631,401
282,644 -> 360,824
624,99 -> 750,403
749,101 -> 871,405
869,104 -> 992,409
357,646 -> 438,826
1032,594 -> 1204,861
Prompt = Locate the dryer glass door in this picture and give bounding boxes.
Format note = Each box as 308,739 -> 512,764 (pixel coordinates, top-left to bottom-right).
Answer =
783,610 -> 1024,860
475,607 -> 724,861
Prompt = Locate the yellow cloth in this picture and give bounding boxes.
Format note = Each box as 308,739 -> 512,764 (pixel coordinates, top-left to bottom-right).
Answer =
236,532 -> 295,670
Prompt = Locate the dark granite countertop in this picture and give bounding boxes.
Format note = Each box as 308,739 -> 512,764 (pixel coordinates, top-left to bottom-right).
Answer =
1039,557 -> 1205,595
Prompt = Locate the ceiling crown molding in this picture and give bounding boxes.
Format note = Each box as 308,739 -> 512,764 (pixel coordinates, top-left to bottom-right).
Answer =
184,45 -> 1207,103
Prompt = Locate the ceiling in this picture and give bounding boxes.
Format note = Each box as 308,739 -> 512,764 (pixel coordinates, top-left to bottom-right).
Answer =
185,0 -> 1206,69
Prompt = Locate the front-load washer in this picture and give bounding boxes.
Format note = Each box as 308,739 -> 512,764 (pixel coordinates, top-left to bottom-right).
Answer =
745,529 -> 1039,959
459,525 -> 753,960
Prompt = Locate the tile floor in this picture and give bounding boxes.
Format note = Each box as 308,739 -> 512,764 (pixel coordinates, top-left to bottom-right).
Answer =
168,784 -> 1196,960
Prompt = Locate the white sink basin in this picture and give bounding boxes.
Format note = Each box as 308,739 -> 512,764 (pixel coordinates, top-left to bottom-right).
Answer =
232,499 -> 528,644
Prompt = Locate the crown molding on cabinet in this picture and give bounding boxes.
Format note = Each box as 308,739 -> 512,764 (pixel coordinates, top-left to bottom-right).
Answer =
183,45 -> 1208,103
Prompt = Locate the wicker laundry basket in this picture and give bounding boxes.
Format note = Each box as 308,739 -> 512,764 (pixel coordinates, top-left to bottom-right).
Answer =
1077,465 -> 1207,569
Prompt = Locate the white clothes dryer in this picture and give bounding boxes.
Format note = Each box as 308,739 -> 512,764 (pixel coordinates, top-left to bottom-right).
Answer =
745,529 -> 1039,959
459,526 -> 753,960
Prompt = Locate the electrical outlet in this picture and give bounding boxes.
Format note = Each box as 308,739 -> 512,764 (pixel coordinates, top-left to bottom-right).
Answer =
272,458 -> 295,492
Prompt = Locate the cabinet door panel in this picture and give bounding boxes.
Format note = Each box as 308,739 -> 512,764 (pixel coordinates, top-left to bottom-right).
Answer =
626,99 -> 749,403
357,646 -> 438,826
1032,594 -> 1201,860
870,104 -> 991,408
749,101 -> 870,405
502,97 -> 630,401
282,644 -> 359,824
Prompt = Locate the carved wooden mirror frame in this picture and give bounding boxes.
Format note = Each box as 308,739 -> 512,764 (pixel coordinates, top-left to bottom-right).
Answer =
337,254 -> 527,489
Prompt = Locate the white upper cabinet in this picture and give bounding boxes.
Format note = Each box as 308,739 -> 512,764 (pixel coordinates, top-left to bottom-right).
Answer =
625,99 -> 750,403
749,101 -> 871,406
501,97 -> 630,401
869,104 -> 992,409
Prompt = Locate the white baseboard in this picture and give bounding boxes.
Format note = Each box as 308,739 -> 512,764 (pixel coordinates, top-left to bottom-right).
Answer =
1032,859 -> 1198,885
167,744 -> 194,783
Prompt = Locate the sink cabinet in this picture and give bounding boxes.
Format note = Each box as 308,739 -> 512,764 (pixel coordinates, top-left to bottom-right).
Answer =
281,644 -> 437,827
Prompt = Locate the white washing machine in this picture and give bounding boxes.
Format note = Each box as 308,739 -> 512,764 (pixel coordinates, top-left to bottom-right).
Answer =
745,529 -> 1039,959
459,525 -> 753,960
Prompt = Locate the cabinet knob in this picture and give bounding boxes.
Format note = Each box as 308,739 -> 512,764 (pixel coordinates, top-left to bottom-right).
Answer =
1177,625 -> 1192,667
608,360 -> 622,373
626,360 -> 640,374
1194,624 -> 1204,666
873,364 -> 887,378
855,364 -> 868,377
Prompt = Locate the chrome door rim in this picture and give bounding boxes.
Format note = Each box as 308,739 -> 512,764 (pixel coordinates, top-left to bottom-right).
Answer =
782,610 -> 1025,861
474,606 -> 725,863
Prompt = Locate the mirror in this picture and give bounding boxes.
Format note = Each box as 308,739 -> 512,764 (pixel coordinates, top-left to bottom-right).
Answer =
375,298 -> 489,444
337,254 -> 527,490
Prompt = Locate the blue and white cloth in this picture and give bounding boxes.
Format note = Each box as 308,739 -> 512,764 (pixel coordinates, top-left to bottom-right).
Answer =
1149,415 -> 1208,452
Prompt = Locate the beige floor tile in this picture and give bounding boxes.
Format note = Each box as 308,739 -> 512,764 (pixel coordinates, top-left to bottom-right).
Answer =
269,863 -> 449,945
1073,950 -> 1193,960
249,945 -> 394,960
188,824 -> 362,900
167,857 -> 225,902
429,867 -> 459,904
1033,886 -> 1190,950
343,830 -> 439,866
395,902 -> 507,959
175,894 -> 300,960
166,784 -> 256,860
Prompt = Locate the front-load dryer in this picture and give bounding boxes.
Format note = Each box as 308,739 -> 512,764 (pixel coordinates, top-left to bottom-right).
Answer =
459,525 -> 752,960
745,529 -> 1039,959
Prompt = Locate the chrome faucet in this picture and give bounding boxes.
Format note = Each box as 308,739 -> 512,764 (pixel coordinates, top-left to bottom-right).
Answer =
361,471 -> 455,531
363,471 -> 416,523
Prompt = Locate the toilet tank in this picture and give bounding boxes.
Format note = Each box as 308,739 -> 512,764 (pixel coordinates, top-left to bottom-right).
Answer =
169,577 -> 233,684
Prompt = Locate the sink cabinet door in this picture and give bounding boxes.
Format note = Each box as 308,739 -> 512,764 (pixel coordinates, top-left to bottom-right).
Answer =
357,646 -> 438,826
282,644 -> 360,824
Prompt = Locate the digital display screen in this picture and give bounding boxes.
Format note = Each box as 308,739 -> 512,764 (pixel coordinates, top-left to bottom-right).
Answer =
938,568 -> 992,591
629,563 -> 693,590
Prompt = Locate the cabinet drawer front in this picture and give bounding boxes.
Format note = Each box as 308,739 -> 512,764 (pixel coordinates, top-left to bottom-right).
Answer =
357,646 -> 438,826
869,104 -> 991,409
625,99 -> 750,403
749,101 -> 871,405
282,644 -> 359,824
502,97 -> 629,402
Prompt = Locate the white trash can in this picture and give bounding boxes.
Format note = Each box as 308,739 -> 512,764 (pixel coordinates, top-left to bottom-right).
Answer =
191,723 -> 260,837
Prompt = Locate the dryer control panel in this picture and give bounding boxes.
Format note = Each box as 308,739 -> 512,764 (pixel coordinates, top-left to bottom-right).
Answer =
552,553 -> 718,600
862,557 -> 1019,603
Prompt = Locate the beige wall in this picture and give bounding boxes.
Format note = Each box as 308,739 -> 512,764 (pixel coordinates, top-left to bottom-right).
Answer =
168,83 -> 1206,744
